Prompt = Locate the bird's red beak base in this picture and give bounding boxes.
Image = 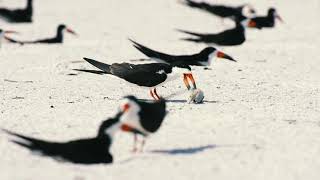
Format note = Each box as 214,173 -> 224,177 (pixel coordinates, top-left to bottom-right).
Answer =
121,124 -> 134,132
248,20 -> 257,28
122,103 -> 130,112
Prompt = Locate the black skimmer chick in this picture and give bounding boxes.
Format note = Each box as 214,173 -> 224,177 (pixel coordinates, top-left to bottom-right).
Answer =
183,0 -> 255,21
119,96 -> 166,152
3,113 -> 123,164
250,8 -> 283,29
177,19 -> 257,46
130,39 -> 236,66
0,0 -> 33,23
8,24 -> 77,45
74,57 -> 193,100
0,29 -> 20,47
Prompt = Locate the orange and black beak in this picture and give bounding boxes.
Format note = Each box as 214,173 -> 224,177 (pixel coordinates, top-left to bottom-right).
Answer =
66,28 -> 77,36
183,73 -> 197,90
217,51 -> 236,62
4,30 -> 19,34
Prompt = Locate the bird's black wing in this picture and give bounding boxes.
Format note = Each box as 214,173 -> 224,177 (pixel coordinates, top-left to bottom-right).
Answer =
3,129 -> 63,155
73,69 -> 107,75
82,57 -> 112,74
110,63 -> 169,87
129,39 -> 178,62
129,39 -> 199,64
138,98 -> 167,132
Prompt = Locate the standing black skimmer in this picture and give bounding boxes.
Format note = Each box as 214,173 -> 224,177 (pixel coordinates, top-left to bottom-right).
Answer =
177,19 -> 257,46
0,0 -> 33,23
3,113 -> 123,164
183,0 -> 255,21
130,39 -> 236,66
119,96 -> 166,152
74,57 -> 193,100
8,24 -> 77,45
250,8 -> 283,29
0,29 -> 20,47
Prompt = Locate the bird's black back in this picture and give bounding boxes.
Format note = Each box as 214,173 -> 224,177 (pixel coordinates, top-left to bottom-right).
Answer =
110,63 -> 172,87
126,96 -> 167,133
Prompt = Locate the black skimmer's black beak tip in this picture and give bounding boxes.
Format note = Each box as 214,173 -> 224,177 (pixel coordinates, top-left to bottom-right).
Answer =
66,28 -> 78,36
276,14 -> 284,23
217,51 -> 237,62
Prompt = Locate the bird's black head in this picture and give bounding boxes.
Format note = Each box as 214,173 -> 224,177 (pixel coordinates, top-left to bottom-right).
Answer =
123,95 -> 138,103
268,8 -> 283,23
97,112 -> 122,138
58,24 -> 67,31
57,24 -> 77,36
199,47 -> 217,56
268,8 -> 276,16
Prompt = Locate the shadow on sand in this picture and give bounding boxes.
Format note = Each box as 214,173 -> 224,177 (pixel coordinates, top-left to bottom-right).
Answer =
137,98 -> 219,104
149,144 -> 216,155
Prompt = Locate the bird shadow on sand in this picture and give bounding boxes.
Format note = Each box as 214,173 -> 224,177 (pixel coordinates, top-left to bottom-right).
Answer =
137,98 -> 219,104
148,144 -> 216,155
148,143 -> 255,156
117,143 -> 255,164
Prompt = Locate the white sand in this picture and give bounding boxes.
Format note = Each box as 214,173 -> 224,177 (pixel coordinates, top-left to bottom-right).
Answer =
1,0 -> 320,179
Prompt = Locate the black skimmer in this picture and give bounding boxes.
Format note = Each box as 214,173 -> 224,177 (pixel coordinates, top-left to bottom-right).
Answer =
119,96 -> 166,152
250,8 -> 283,29
177,19 -> 257,46
183,0 -> 255,21
8,24 -> 77,45
74,57 -> 193,100
3,113 -> 123,164
0,0 -> 33,23
130,39 -> 236,66
0,29 -> 20,47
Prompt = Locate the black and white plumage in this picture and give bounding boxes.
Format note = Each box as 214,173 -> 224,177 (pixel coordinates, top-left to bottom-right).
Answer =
177,19 -> 257,46
7,24 -> 77,45
0,0 -> 33,23
3,113 -> 123,164
183,0 -> 255,21
74,57 -> 192,100
119,96 -> 167,152
129,39 -> 236,66
250,8 -> 283,29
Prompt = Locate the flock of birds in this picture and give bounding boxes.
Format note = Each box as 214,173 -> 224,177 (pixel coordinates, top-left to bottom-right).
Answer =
1,0 -> 282,164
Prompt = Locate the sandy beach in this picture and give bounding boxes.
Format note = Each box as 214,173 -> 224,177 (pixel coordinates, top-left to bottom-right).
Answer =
1,0 -> 320,179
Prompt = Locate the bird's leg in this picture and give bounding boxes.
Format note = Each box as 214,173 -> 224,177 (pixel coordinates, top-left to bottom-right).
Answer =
139,138 -> 146,153
153,88 -> 160,100
186,73 -> 197,89
132,134 -> 138,153
149,89 -> 157,100
183,74 -> 191,90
